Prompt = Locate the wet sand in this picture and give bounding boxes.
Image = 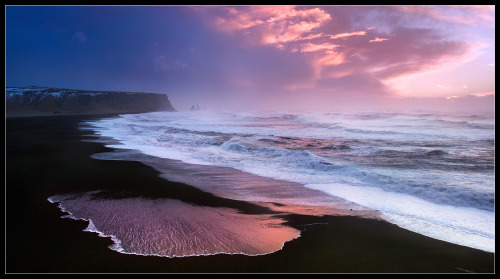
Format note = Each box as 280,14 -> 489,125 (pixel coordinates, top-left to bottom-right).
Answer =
6,114 -> 494,273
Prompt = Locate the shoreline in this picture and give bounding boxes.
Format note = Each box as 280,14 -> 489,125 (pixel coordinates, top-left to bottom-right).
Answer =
6,114 -> 495,273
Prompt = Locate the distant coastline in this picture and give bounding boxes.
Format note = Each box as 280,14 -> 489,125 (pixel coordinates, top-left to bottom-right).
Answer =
6,86 -> 176,115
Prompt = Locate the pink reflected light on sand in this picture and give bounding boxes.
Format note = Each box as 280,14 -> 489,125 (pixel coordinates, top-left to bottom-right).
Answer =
49,192 -> 301,257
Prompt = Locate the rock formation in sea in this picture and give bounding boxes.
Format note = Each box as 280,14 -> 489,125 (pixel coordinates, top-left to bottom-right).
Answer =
6,86 -> 176,114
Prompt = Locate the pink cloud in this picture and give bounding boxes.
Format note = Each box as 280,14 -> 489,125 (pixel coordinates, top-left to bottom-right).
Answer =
192,6 -> 491,101
200,6 -> 332,46
210,7 -> 264,32
265,6 -> 330,22
300,42 -> 340,53
471,91 -> 494,97
363,28 -> 471,80
316,52 -> 346,66
369,37 -> 388,43
328,31 -> 366,39
297,33 -> 325,41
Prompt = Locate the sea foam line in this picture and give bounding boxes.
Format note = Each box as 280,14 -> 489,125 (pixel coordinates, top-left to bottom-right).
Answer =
48,193 -> 301,258
47,196 -> 125,253
305,183 -> 495,253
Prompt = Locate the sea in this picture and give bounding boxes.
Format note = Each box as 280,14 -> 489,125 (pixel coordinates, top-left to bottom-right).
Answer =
51,110 -> 495,255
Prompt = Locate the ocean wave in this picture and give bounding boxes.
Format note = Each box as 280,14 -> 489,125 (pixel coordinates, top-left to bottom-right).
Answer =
305,183 -> 495,253
84,110 -> 495,253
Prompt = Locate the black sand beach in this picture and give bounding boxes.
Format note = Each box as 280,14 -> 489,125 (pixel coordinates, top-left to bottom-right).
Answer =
6,114 -> 495,273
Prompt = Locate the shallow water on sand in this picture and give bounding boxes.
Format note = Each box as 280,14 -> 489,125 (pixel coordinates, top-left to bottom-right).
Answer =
48,191 -> 301,257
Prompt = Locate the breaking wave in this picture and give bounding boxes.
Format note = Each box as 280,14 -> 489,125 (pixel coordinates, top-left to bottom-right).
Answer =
81,110 -> 494,253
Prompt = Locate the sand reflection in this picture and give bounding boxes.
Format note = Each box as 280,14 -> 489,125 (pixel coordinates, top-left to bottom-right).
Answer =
49,192 -> 300,257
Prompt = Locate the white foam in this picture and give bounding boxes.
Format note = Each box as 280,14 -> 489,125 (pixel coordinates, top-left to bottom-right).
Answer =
84,111 -> 495,253
305,183 -> 495,252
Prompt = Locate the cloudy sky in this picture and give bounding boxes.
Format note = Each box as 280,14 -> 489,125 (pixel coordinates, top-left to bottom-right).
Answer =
6,5 -> 495,111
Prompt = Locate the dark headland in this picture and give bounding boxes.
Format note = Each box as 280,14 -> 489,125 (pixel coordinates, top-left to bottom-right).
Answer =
6,86 -> 175,115
5,89 -> 494,273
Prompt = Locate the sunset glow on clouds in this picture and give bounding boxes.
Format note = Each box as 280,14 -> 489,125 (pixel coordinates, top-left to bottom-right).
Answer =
6,5 -> 495,111
193,5 -> 494,111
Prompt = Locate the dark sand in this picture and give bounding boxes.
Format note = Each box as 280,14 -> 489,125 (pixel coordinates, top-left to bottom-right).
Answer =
6,114 -> 495,273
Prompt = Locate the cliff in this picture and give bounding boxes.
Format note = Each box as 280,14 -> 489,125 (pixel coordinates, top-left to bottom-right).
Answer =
6,86 -> 176,114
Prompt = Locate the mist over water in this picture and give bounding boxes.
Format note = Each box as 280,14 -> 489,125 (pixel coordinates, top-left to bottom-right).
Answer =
82,110 -> 494,253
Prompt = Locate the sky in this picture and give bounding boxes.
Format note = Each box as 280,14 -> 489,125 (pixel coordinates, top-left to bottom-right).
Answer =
5,5 -> 495,112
